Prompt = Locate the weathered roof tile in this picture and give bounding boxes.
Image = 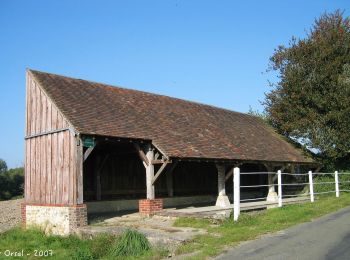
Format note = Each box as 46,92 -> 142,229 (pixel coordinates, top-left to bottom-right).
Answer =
29,69 -> 313,164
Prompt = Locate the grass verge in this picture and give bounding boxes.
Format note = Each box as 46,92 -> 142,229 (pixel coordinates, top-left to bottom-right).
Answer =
173,193 -> 350,259
0,228 -> 165,260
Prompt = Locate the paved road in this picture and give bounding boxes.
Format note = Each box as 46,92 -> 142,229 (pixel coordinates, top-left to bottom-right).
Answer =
216,206 -> 350,260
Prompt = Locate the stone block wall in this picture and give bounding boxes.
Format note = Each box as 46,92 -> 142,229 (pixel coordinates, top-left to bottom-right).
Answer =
23,204 -> 87,236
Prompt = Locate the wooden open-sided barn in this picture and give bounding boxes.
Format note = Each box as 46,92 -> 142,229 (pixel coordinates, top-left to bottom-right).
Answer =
22,69 -> 316,235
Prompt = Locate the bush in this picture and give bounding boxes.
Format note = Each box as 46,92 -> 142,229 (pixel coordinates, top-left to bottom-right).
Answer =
0,167 -> 24,200
313,173 -> 350,194
111,229 -> 151,257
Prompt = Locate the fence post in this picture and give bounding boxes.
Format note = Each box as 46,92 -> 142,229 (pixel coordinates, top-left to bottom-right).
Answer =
335,171 -> 339,198
308,170 -> 314,202
277,170 -> 282,207
233,167 -> 240,221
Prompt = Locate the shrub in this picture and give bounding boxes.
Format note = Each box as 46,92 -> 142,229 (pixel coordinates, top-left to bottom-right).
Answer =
313,173 -> 350,194
0,167 -> 24,200
111,229 -> 151,257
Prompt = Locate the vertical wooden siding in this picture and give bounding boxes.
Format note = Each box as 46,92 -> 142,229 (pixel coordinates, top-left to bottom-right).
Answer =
25,72 -> 81,205
26,72 -> 69,136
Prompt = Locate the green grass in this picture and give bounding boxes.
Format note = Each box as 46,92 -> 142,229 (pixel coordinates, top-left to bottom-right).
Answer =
110,229 -> 151,257
173,193 -> 350,259
1,195 -> 349,259
0,228 -> 165,260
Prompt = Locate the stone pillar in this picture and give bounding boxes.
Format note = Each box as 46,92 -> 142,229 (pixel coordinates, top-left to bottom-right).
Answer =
266,165 -> 278,207
23,203 -> 87,236
215,164 -> 231,207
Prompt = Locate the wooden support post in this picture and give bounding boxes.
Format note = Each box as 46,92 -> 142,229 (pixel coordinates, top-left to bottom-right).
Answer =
166,160 -> 178,197
166,171 -> 174,197
95,155 -> 101,201
96,174 -> 101,200
145,145 -> 155,199
76,137 -> 84,204
96,155 -> 109,201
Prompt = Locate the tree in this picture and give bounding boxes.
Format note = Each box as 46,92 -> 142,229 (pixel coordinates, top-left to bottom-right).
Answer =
0,159 -> 7,174
264,10 -> 350,168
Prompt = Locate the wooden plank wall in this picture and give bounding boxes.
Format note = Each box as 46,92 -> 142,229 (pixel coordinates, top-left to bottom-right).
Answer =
25,72 -> 80,205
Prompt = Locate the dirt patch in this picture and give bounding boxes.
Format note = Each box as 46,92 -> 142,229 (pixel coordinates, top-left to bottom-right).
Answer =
0,199 -> 23,233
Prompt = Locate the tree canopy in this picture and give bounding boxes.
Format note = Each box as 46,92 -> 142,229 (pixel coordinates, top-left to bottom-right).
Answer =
264,10 -> 350,168
0,159 -> 7,174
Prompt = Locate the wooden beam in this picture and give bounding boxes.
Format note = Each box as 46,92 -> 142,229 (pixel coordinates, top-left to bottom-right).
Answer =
152,142 -> 169,160
133,143 -> 149,166
225,166 -> 235,181
225,163 -> 241,181
154,152 -> 160,160
24,127 -> 70,139
152,161 -> 169,185
167,160 -> 178,174
83,146 -> 95,162
166,160 -> 178,197
273,165 -> 286,181
152,159 -> 172,164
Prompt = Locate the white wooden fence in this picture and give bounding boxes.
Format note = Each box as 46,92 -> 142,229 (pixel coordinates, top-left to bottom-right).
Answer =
233,168 -> 350,221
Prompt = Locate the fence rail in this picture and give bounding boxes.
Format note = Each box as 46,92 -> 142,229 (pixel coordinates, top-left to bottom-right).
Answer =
233,168 -> 350,221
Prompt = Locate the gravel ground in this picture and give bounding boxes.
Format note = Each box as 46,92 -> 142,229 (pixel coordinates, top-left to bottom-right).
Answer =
0,198 -> 23,233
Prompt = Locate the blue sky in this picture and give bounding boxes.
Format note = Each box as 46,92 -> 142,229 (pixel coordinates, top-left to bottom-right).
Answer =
0,0 -> 349,168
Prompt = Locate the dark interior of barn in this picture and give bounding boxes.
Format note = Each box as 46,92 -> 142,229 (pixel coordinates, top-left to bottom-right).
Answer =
82,138 -> 270,203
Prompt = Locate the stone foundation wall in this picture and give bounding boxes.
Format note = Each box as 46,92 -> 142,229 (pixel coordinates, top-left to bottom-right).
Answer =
24,204 -> 87,236
21,203 -> 26,227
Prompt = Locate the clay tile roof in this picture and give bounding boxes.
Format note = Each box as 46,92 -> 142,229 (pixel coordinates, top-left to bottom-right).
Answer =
29,69 -> 314,164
